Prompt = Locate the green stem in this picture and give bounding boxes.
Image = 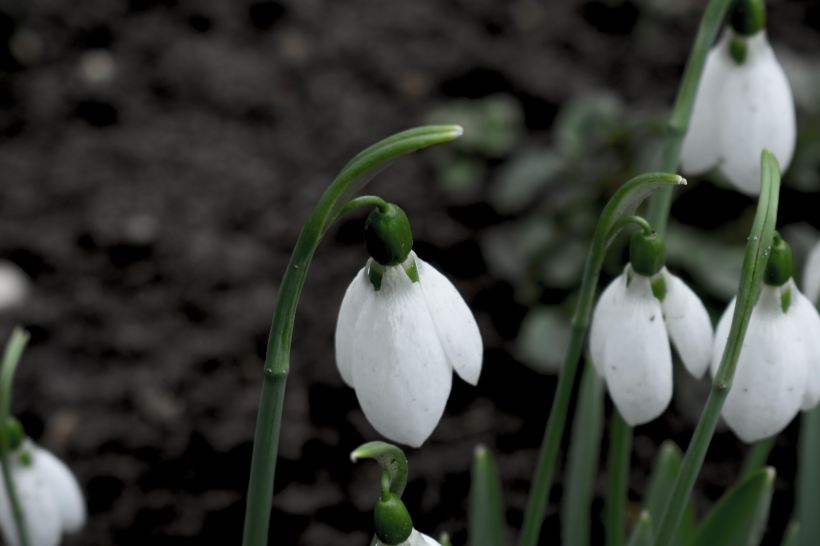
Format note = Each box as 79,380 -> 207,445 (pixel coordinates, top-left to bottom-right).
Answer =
739,436 -> 776,483
0,328 -> 30,546
611,215 -> 654,236
607,410 -> 633,546
652,152 -> 781,546
517,172 -> 685,546
336,195 -> 390,220
241,125 -> 463,546
645,0 -> 734,237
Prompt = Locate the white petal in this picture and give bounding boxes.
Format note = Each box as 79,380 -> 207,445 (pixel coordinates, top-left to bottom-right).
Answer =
589,268 -> 629,378
415,254 -> 483,386
720,285 -> 807,442
349,265 -> 451,447
785,281 -> 820,410
711,297 -> 737,378
718,31 -> 796,195
660,268 -> 714,379
0,261 -> 30,312
802,241 -> 820,306
31,446 -> 85,533
0,446 -> 62,546
603,273 -> 673,426
335,265 -> 375,388
681,30 -> 733,176
378,529 -> 443,546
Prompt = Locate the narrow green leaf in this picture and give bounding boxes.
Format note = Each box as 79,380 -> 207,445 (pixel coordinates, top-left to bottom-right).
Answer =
469,445 -> 506,546
350,441 -> 408,497
740,436 -> 775,483
439,532 -> 454,546
606,409 -> 633,546
628,511 -> 654,546
692,467 -> 775,546
781,523 -> 799,546
643,442 -> 682,525
562,361 -> 604,546
798,405 -> 820,546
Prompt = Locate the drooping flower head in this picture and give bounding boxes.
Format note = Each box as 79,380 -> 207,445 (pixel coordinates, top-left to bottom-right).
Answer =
681,0 -> 796,195
0,420 -> 86,546
336,203 -> 482,447
590,229 -> 713,426
712,232 -> 820,443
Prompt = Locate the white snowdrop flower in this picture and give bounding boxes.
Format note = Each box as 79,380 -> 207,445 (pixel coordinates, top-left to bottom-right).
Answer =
680,26 -> 796,196
377,529 -> 442,546
802,240 -> 820,305
0,261 -> 30,311
0,439 -> 86,546
590,230 -> 713,426
711,233 -> 820,442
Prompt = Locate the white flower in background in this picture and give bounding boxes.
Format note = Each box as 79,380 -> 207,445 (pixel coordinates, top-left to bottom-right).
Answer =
680,28 -> 796,195
377,529 -> 442,546
0,439 -> 86,546
802,240 -> 820,305
712,233 -> 820,442
590,264 -> 713,426
335,251 -> 483,447
0,261 -> 30,311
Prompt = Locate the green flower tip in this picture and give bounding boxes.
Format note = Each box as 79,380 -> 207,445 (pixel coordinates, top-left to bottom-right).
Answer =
629,230 -> 666,277
764,231 -> 792,287
365,203 -> 414,266
729,0 -> 766,36
374,492 -> 413,545
2,417 -> 24,451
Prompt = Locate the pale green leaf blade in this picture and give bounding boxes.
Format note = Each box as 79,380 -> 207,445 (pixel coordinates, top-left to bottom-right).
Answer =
628,511 -> 653,546
469,445 -> 506,546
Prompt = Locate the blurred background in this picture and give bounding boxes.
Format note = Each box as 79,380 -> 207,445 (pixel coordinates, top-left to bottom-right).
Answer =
1,0 -> 820,544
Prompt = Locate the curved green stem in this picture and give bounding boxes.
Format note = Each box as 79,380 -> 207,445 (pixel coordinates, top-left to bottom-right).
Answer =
645,0 -> 734,237
335,195 -> 390,221
350,441 -> 409,497
517,172 -> 685,546
241,126 -> 462,546
0,328 -> 30,546
653,152 -> 781,546
606,409 -> 633,546
611,215 -> 654,236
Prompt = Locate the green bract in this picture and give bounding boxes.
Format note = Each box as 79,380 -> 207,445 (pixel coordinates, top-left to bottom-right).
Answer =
2,417 -> 23,452
629,231 -> 666,277
763,231 -> 792,287
729,0 -> 766,36
365,203 -> 414,266
374,492 -> 413,545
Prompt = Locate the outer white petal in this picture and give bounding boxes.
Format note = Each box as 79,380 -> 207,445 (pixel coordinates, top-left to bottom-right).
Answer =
349,265 -> 451,447
0,261 -> 29,312
785,280 -> 820,410
589,267 -> 629,378
31,445 -> 86,533
660,268 -> 714,379
0,445 -> 62,546
718,31 -> 796,195
720,285 -> 807,443
603,273 -> 673,426
802,241 -> 820,306
415,254 -> 483,386
335,265 -> 375,388
711,297 -> 737,378
681,30 -> 733,176
378,529 -> 443,546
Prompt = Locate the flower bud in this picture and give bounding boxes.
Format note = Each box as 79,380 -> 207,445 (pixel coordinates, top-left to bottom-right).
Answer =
764,231 -> 793,287
629,231 -> 666,277
729,0 -> 766,36
374,492 -> 414,545
365,204 -> 414,266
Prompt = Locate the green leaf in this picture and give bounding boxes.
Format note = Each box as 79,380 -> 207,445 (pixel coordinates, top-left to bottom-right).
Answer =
350,442 -> 408,497
798,406 -> 820,546
641,441 -> 693,546
692,467 -> 775,546
562,361 -> 603,546
781,522 -> 798,546
490,149 -> 564,214
516,306 -> 573,374
628,511 -> 654,546
469,445 -> 506,546
439,532 -> 454,546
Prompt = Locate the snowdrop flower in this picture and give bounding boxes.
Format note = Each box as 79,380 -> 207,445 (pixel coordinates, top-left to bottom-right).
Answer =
590,229 -> 713,426
335,203 -> 482,447
0,434 -> 86,546
712,233 -> 820,442
680,0 -> 795,195
0,261 -> 30,311
802,240 -> 820,305
377,529 -> 442,546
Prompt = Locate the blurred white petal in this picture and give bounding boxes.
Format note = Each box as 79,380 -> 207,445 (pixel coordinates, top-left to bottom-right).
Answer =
802,241 -> 820,305
661,268 -> 714,379
31,446 -> 86,533
378,529 -> 443,546
589,267 -> 628,378
416,255 -> 483,386
785,280 -> 820,410
0,261 -> 30,312
335,265 -> 375,388
711,297 -> 737,377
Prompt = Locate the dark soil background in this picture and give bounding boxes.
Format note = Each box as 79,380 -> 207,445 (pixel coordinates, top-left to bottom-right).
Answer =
1,0 -> 819,544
